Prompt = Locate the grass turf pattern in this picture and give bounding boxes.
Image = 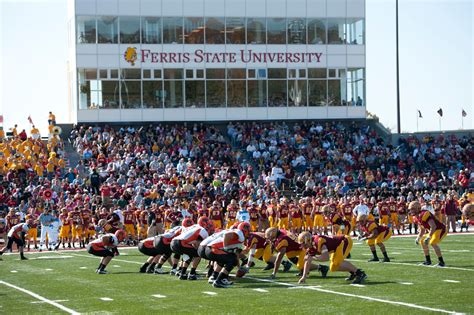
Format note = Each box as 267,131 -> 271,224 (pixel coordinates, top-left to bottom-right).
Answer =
1,235 -> 473,314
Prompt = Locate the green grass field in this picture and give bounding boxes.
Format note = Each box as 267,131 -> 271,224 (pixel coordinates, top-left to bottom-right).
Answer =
1,234 -> 473,315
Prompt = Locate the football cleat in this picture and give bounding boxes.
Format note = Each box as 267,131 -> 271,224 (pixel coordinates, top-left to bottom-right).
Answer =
20,256 -> 28,260
295,271 -> 303,277
96,269 -> 108,274
262,263 -> 274,271
212,280 -> 230,288
221,278 -> 234,286
382,257 -> 390,263
367,258 -> 379,262
208,276 -> 216,284
420,261 -> 432,266
345,272 -> 356,281
154,267 -> 167,274
169,269 -> 177,275
352,271 -> 367,284
188,274 -> 198,280
282,261 -> 292,273
319,265 -> 329,278
179,273 -> 188,280
433,262 -> 445,268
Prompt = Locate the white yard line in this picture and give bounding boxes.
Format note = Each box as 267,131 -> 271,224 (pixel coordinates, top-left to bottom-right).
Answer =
443,280 -> 461,283
349,259 -> 474,272
202,291 -> 217,296
253,288 -> 269,293
152,294 -> 166,298
0,280 -> 80,315
99,297 -> 113,301
244,276 -> 463,315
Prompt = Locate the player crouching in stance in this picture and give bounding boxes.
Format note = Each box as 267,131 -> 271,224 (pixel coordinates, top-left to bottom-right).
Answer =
243,231 -> 292,272
408,201 -> 447,267
297,232 -> 367,284
357,214 -> 391,262
138,219 -> 192,274
170,217 -> 214,280
265,227 -> 329,279
0,222 -> 32,260
200,222 -> 251,288
87,229 -> 126,274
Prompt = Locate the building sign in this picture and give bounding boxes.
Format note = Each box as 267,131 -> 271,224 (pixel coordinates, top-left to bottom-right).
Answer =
124,47 -> 323,65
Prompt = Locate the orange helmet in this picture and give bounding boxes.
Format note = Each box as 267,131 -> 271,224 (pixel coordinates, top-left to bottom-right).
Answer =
182,217 -> 194,228
238,222 -> 251,238
115,229 -> 127,242
197,216 -> 211,229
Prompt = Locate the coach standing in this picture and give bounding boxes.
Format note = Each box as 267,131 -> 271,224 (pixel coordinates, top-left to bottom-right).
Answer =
443,193 -> 458,232
38,208 -> 55,251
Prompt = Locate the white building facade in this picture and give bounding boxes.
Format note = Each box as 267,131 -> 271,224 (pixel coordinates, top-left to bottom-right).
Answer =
68,0 -> 366,123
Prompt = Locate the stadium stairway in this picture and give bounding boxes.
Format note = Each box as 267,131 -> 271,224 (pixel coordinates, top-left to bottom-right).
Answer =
63,138 -> 81,170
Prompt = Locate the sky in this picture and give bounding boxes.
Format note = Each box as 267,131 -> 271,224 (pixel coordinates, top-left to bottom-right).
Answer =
0,0 -> 472,134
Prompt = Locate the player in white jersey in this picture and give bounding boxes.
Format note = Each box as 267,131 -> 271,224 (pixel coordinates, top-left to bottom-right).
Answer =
86,230 -> 126,274
0,222 -> 31,260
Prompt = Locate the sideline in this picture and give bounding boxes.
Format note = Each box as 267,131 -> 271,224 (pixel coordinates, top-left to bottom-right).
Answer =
349,259 -> 474,272
0,280 -> 80,315
71,254 -> 464,314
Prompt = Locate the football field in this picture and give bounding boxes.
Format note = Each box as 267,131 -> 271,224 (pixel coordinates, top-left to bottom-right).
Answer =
1,234 -> 473,315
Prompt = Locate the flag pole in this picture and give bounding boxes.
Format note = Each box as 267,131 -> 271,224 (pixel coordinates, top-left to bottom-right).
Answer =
416,110 -> 419,132
396,0 -> 401,134
439,116 -> 441,131
462,115 -> 464,130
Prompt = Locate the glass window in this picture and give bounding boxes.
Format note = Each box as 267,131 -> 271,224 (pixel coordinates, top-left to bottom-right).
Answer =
101,81 -> 120,108
227,80 -> 246,107
226,17 -> 245,44
110,69 -> 119,79
328,69 -> 337,78
307,18 -> 326,44
186,69 -> 194,79
90,80 -> 102,108
346,18 -> 364,45
268,80 -> 287,107
327,19 -> 345,44
77,16 -> 96,44
164,69 -> 183,80
85,69 -> 97,80
121,69 -> 141,79
120,81 -> 141,108
206,81 -> 226,107
143,81 -> 163,108
247,18 -> 266,44
163,17 -> 183,44
267,18 -> 286,44
308,80 -> 327,106
205,17 -> 225,44
78,81 -> 91,109
328,79 -> 346,106
347,68 -> 365,106
248,80 -> 267,107
288,80 -> 307,106
308,68 -> 326,78
164,80 -> 183,108
196,69 -> 204,79
99,69 -> 108,79
287,18 -> 306,44
143,69 -> 151,79
206,69 -> 225,79
141,17 -> 161,44
185,81 -> 205,108
227,68 -> 246,79
153,69 -> 162,79
268,68 -> 286,79
184,17 -> 204,44
119,16 -> 140,43
97,16 -> 118,43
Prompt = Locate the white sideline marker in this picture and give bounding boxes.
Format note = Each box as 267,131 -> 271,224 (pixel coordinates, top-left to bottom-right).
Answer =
350,284 -> 366,288
399,282 -> 414,285
112,265 -> 121,268
202,291 -> 217,296
100,297 -> 114,301
10,270 -> 18,273
45,269 -> 53,271
391,252 -> 402,255
80,267 -> 87,269
443,280 -> 460,283
0,280 -> 80,315
152,294 -> 166,298
253,288 -> 268,293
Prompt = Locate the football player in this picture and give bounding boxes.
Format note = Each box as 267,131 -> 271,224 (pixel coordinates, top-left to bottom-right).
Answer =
408,201 -> 447,267
297,232 -> 367,284
357,214 -> 391,262
264,227 -> 328,279
86,229 -> 126,274
0,221 -> 31,260
243,231 -> 291,272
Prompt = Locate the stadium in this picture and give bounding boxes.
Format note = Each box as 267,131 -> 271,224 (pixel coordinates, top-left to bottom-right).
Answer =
1,0 -> 473,315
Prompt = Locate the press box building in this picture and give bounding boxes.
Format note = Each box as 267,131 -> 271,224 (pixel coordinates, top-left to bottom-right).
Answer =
67,0 -> 366,123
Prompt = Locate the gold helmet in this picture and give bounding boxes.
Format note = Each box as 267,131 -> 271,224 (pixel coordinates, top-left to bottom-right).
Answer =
297,231 -> 312,247
322,205 -> 331,215
357,214 -> 368,223
462,203 -> 474,220
52,126 -> 62,135
264,227 -> 278,241
408,201 -> 421,214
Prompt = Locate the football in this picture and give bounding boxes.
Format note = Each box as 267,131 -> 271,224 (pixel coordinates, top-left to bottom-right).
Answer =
235,267 -> 248,278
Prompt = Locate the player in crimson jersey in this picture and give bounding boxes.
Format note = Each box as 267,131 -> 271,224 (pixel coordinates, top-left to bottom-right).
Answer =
323,205 -> 351,236
123,206 -> 137,243
81,207 -> 93,244
265,227 -> 328,279
209,201 -> 224,230
301,197 -> 313,232
25,214 -> 38,250
297,232 -> 367,284
357,214 -> 391,262
243,231 -> 292,272
248,202 -> 260,232
277,200 -> 290,229
87,230 -> 126,274
378,200 -> 390,226
59,208 -> 72,248
409,201 -> 447,267
225,199 -> 239,229
311,197 -> 325,235
289,201 -> 303,234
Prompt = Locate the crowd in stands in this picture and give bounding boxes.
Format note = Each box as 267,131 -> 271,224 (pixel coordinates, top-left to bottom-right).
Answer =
0,116 -> 473,252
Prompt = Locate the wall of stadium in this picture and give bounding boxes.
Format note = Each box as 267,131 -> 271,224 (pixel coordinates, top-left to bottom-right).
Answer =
69,0 -> 366,123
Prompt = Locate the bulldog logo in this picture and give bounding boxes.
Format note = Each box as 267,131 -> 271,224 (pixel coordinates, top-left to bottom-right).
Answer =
124,47 -> 138,66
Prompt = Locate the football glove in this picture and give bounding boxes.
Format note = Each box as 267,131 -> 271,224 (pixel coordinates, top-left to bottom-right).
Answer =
415,238 -> 420,245
423,237 -> 430,245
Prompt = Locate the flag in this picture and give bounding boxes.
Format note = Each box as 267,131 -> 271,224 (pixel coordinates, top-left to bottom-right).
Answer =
0,115 -> 3,123
417,110 -> 422,118
28,116 -> 34,125
462,109 -> 467,117
437,108 -> 443,117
